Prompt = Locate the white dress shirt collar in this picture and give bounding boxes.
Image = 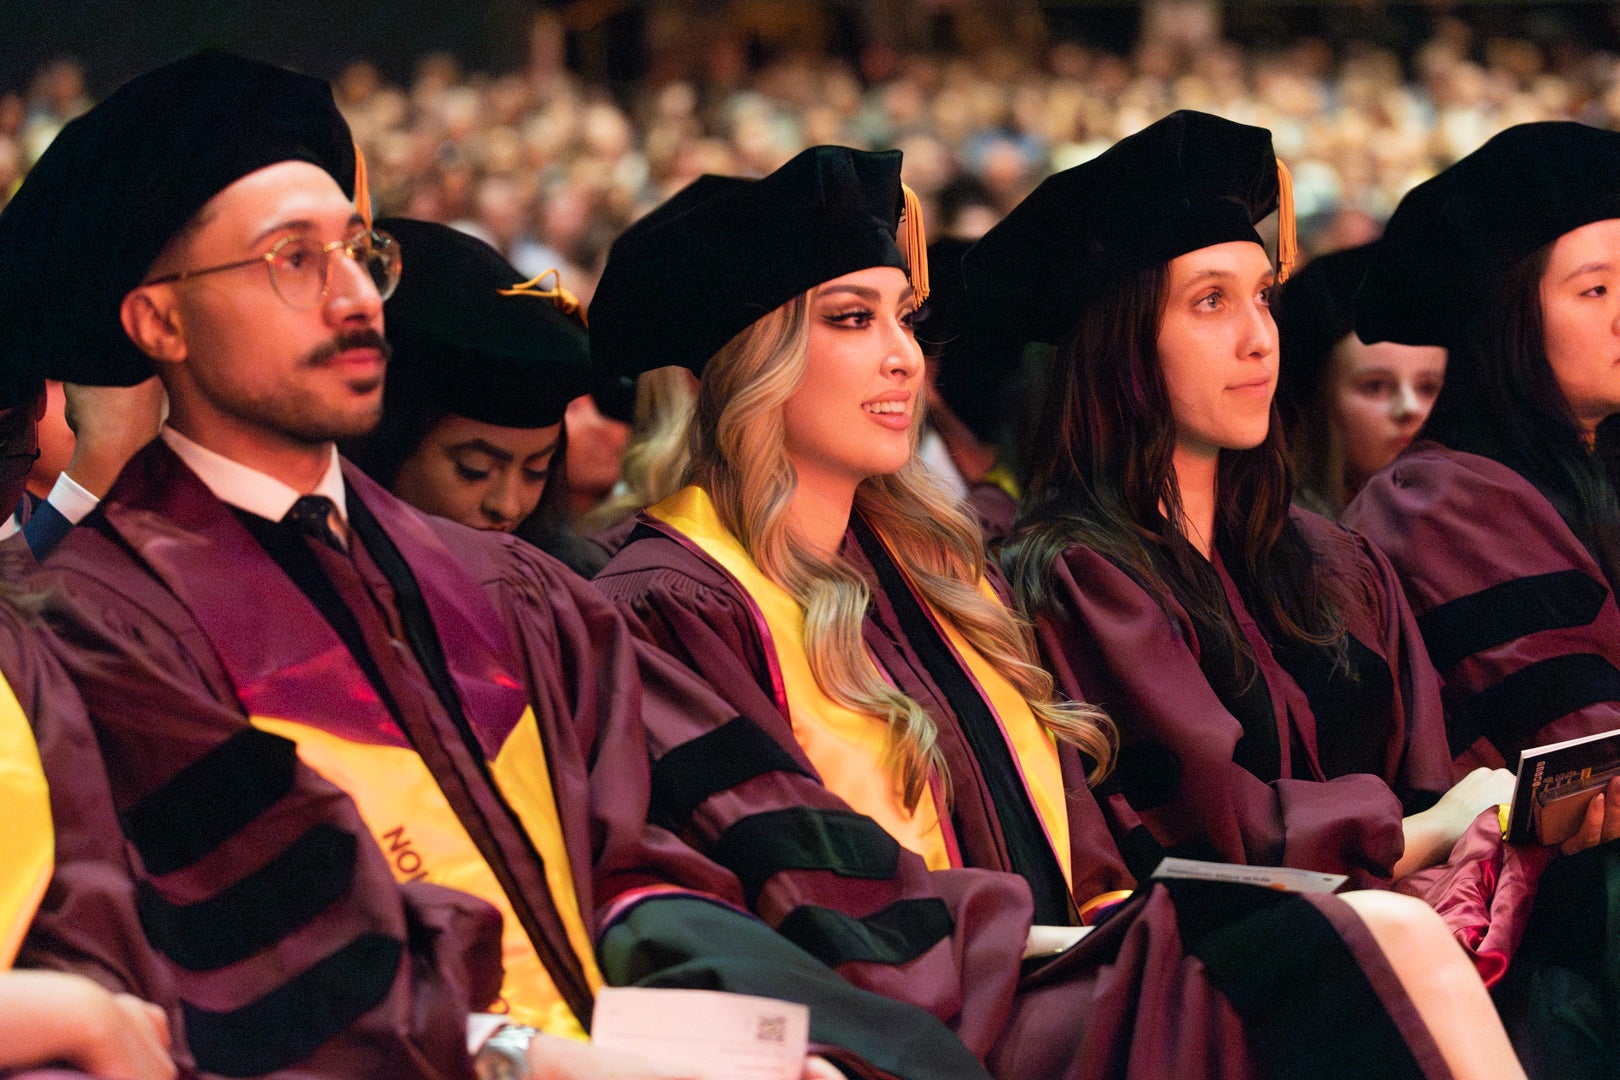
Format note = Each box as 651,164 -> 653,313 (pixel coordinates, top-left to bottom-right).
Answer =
161,427 -> 348,525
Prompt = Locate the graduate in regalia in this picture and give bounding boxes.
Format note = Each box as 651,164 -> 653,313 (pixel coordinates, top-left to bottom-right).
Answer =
0,604 -> 175,1079
345,217 -> 582,539
975,111 -> 1507,892
589,142 -> 1524,1079
1273,243 -> 1448,521
1342,121 -> 1620,778
1341,119 -> 1620,1080
0,52 -> 980,1080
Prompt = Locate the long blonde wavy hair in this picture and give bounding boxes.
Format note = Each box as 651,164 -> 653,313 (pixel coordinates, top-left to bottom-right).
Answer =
686,289 -> 1116,810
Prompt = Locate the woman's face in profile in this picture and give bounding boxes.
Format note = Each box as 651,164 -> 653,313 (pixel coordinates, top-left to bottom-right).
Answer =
1327,335 -> 1446,490
1155,240 -> 1279,462
781,265 -> 923,500
1541,217 -> 1620,435
392,413 -> 561,532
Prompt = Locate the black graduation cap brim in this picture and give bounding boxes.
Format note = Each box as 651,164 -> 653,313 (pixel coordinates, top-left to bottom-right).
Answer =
964,110 -> 1280,346
377,217 -> 588,430
1357,121 -> 1620,349
919,237 -> 1020,444
1275,242 -> 1378,417
0,51 -> 355,388
589,145 -> 911,399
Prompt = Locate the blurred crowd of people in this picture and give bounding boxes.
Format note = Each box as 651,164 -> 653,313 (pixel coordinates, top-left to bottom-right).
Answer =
8,2 -> 1620,307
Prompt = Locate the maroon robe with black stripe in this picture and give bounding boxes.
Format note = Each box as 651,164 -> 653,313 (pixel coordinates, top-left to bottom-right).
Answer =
596,510 -> 1455,1080
1028,507 -> 1453,889
1343,444 -> 1620,771
31,441 -> 984,1080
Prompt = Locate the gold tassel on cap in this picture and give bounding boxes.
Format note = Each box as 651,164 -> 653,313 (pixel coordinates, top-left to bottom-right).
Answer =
499,267 -> 587,326
1275,159 -> 1297,284
352,139 -> 373,232
900,182 -> 930,310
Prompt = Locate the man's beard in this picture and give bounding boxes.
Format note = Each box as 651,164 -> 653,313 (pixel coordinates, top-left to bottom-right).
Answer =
201,329 -> 395,447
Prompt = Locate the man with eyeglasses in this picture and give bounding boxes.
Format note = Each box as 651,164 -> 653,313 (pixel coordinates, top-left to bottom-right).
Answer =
0,52 -> 983,1080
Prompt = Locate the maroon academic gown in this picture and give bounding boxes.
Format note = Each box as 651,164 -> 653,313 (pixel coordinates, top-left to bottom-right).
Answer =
596,513 -> 1454,1080
1343,443 -> 1620,770
3,602 -> 221,1077
30,442 -> 981,1080
1030,508 -> 1453,889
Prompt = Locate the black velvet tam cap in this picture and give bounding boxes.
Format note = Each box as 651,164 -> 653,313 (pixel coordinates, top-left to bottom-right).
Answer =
377,217 -> 589,429
1357,122 -> 1620,349
589,145 -> 919,403
963,110 -> 1287,346
0,51 -> 356,387
1275,242 -> 1377,426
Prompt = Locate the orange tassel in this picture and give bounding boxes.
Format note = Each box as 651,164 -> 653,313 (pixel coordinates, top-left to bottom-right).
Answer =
498,267 -> 587,326
900,182 -> 930,310
1275,159 -> 1297,284
353,139 -> 373,232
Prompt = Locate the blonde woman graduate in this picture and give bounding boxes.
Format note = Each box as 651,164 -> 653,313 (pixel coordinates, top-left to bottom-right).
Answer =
588,143 -> 1524,1080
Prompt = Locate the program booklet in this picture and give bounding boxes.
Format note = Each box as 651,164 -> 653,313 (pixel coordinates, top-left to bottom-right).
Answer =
1507,727 -> 1620,845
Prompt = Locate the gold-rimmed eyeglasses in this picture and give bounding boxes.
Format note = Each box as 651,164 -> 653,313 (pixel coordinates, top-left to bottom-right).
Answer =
142,229 -> 401,310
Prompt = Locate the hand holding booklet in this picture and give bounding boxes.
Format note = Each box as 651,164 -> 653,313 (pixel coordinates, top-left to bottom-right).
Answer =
1506,726 -> 1620,845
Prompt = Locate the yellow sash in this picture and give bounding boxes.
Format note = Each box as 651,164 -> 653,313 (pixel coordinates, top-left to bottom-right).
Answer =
649,487 -> 1073,887
650,488 -> 951,869
253,708 -> 601,1037
0,674 -> 50,970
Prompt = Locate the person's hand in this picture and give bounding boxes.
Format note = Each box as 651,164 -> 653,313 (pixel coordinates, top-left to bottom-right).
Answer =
0,970 -> 174,1080
1560,775 -> 1620,855
61,378 -> 166,497
79,988 -> 174,1080
802,1055 -> 846,1079
1396,767 -> 1515,878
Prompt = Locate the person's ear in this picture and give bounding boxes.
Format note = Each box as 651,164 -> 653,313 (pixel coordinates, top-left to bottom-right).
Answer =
119,286 -> 188,366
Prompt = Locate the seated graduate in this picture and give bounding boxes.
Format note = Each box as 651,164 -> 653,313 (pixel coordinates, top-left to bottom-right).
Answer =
973,111 -> 1507,891
1339,123 -> 1620,1080
1341,122 -> 1620,775
1273,243 -> 1447,519
589,142 -> 1523,1080
344,217 -> 576,530
0,603 -> 173,1080
0,354 -> 162,565
1,52 -> 981,1080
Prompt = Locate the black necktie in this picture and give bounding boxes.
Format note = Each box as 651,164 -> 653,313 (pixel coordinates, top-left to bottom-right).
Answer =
284,494 -> 345,553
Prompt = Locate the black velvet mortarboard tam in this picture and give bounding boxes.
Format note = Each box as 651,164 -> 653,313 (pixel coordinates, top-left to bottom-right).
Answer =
1356,121 -> 1620,350
1275,242 -> 1377,428
0,51 -> 356,387
588,145 -> 925,403
919,237 -> 1020,444
963,110 -> 1293,346
377,217 -> 589,430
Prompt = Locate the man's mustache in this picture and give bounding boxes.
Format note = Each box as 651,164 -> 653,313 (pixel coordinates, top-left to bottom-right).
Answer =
305,329 -> 392,366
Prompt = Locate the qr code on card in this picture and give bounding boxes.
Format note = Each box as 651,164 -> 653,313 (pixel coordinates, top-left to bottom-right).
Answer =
756,1014 -> 788,1043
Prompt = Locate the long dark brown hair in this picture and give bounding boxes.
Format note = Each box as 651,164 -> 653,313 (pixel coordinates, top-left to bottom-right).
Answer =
1422,243 -> 1620,588
1001,258 -> 1346,680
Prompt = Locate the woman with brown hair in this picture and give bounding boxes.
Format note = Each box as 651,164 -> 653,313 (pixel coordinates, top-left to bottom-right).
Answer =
977,111 -> 1504,892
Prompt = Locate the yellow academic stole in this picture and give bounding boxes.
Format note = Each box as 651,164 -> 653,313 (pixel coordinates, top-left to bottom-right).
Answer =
253,708 -> 601,1038
0,674 -> 51,969
649,487 -> 1075,894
